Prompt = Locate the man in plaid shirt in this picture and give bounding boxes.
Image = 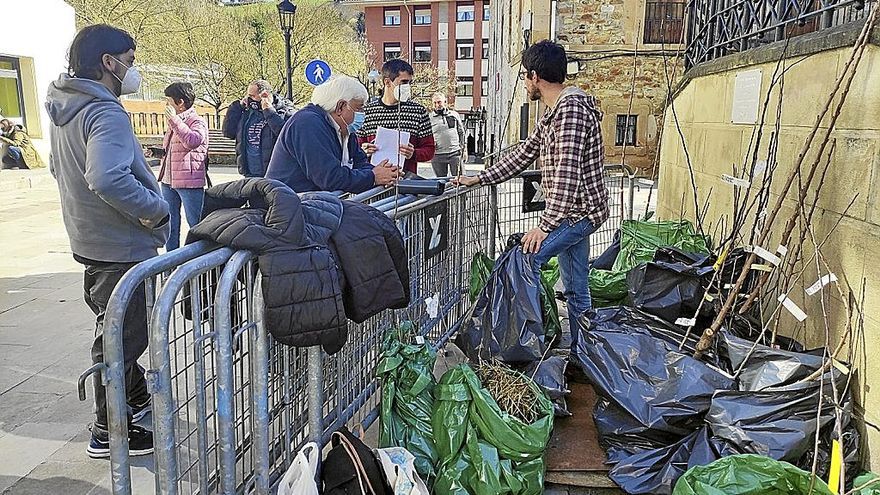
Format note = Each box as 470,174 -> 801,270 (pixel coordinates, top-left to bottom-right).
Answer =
457,40 -> 609,351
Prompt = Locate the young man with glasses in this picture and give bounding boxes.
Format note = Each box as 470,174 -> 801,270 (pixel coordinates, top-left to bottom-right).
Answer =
456,40 -> 610,353
357,59 -> 435,174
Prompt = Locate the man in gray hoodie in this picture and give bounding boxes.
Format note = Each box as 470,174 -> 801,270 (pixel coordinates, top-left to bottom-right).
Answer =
46,24 -> 169,458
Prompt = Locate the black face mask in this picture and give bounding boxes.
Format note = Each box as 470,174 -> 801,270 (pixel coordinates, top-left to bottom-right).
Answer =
434,108 -> 446,116
247,98 -> 262,111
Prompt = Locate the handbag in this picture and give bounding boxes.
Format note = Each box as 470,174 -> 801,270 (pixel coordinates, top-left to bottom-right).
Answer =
277,442 -> 319,495
322,426 -> 392,495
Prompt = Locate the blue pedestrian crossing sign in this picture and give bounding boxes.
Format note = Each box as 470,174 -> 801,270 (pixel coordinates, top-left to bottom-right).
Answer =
305,59 -> 332,86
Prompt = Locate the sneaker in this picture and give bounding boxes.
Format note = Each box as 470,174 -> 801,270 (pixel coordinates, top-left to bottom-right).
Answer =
87,424 -> 154,459
130,397 -> 152,423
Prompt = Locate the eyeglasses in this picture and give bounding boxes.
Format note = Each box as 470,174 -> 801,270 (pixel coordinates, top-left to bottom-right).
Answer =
398,79 -> 412,85
518,71 -> 529,81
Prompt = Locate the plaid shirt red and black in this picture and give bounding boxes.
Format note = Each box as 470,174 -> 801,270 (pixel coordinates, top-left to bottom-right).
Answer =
479,89 -> 610,233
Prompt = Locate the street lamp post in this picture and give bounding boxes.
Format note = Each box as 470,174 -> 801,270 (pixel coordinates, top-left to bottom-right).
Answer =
277,0 -> 297,100
368,69 -> 380,101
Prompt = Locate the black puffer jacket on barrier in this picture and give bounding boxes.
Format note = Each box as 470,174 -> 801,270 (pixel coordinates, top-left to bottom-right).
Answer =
189,178 -> 347,353
329,201 -> 410,323
189,178 -> 410,353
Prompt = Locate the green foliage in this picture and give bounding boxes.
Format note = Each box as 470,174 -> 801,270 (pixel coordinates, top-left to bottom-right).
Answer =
65,0 -> 367,111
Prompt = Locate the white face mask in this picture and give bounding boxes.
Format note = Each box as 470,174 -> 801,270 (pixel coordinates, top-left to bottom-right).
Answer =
393,83 -> 412,103
109,56 -> 142,96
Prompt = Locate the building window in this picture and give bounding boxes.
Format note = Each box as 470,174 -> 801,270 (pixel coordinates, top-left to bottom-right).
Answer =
413,6 -> 432,25
481,77 -> 489,95
456,39 -> 474,59
483,1 -> 490,20
482,39 -> 490,58
413,42 -> 432,62
384,7 -> 401,26
644,1 -> 686,44
456,77 -> 474,97
0,57 -> 25,125
384,43 -> 402,61
615,115 -> 638,146
456,2 -> 475,22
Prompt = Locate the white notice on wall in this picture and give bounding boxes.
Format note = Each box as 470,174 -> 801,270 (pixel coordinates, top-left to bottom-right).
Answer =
731,69 -> 763,124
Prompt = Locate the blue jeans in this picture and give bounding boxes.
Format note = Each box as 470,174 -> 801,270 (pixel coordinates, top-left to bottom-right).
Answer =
532,218 -> 597,350
161,184 -> 204,251
2,145 -> 25,168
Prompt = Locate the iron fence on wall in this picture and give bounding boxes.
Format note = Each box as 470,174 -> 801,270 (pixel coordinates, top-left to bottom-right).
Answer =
685,0 -> 877,67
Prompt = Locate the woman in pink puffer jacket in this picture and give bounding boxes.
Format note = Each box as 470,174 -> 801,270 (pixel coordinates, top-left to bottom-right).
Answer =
158,82 -> 209,251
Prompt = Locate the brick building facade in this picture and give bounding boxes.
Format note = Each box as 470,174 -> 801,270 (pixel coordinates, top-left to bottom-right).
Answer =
343,0 -> 493,155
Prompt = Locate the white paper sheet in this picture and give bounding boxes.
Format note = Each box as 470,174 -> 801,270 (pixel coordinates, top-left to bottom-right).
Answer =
371,126 -> 411,168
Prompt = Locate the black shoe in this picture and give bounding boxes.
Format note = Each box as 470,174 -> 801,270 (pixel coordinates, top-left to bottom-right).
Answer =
87,424 -> 154,459
130,397 -> 152,423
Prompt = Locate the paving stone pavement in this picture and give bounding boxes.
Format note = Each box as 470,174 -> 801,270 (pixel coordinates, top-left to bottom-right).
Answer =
0,166 -> 654,494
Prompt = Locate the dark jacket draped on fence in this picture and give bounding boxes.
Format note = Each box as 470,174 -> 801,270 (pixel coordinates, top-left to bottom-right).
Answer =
188,178 -> 409,353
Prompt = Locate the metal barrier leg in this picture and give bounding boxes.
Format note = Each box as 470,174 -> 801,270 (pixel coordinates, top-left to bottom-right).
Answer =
104,344 -> 131,495
307,345 -> 324,478
488,185 -> 498,259
627,173 -> 636,221
190,276 -> 212,495
253,273 -> 271,495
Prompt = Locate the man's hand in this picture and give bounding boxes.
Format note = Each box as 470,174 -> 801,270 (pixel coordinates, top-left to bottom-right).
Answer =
452,175 -> 480,187
361,142 -> 378,156
399,143 -> 415,159
373,160 -> 400,186
522,227 -> 549,254
260,92 -> 273,111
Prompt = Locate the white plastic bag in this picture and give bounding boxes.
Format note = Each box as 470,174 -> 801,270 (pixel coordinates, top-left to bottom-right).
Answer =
375,447 -> 430,495
277,442 -> 319,495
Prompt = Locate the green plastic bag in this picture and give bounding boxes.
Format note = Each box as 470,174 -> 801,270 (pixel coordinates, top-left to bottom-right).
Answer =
539,258 -> 561,343
590,219 -> 711,307
433,364 -> 554,495
854,472 -> 880,494
672,454 -> 834,495
469,252 -> 562,341
470,252 -> 496,302
376,322 -> 439,480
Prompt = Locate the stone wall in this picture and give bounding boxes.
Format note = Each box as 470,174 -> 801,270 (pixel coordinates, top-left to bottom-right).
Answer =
556,0 -> 684,172
658,39 -> 880,470
570,55 -> 683,171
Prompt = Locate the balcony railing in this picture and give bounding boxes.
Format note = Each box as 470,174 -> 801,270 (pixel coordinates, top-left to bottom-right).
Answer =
686,0 -> 876,67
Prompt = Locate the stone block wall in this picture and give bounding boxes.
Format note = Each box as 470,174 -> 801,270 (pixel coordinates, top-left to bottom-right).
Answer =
658,40 -> 880,469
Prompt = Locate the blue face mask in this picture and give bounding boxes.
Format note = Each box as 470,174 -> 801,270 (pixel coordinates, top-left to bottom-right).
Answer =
348,111 -> 366,134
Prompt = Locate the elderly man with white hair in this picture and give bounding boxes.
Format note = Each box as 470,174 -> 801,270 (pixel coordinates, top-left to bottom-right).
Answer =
266,75 -> 399,193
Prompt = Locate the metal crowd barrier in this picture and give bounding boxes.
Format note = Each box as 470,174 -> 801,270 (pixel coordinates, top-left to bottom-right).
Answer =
89,164 -> 635,494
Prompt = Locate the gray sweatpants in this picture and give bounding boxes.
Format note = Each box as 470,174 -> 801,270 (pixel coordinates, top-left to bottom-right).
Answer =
431,152 -> 461,177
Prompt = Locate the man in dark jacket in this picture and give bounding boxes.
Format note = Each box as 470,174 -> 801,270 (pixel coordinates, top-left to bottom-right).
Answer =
222,79 -> 294,177
266,75 -> 399,193
46,24 -> 169,459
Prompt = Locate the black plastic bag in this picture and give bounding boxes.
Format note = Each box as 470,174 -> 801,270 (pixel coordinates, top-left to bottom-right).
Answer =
609,427 -> 723,495
521,356 -> 571,417
586,306 -> 710,358
591,229 -> 620,270
457,245 -> 546,364
574,310 -> 859,494
571,317 -> 735,439
626,247 -> 714,324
